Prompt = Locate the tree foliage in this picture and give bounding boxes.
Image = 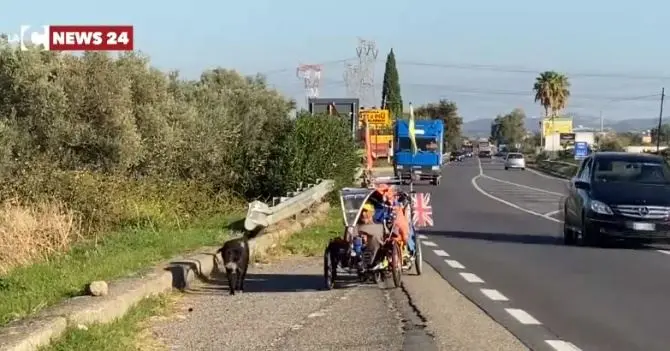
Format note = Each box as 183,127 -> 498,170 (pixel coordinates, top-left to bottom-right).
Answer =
381,49 -> 403,118
0,46 -> 357,235
533,71 -> 571,117
490,108 -> 527,146
414,99 -> 463,150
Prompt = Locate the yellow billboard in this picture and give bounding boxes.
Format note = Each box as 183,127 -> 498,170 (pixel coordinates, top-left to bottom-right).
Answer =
541,117 -> 573,137
359,109 -> 391,129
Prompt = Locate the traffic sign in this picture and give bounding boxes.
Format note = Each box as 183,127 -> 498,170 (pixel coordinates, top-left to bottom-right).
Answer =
574,141 -> 588,160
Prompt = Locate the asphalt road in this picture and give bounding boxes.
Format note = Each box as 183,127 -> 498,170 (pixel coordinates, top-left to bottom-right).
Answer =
418,156 -> 670,351
149,256 -> 526,351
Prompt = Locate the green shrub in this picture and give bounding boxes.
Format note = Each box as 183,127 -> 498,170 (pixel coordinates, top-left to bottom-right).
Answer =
0,45 -> 358,270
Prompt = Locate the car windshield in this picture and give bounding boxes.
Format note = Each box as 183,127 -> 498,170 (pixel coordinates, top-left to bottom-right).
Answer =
507,153 -> 523,159
398,137 -> 439,152
592,159 -> 670,185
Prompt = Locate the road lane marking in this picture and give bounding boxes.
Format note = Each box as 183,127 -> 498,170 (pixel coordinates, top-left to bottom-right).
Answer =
657,250 -> 670,255
422,241 -> 437,247
459,272 -> 484,283
418,234 -> 428,239
473,158 -> 563,223
545,340 -> 583,351
444,259 -> 465,269
481,173 -> 565,196
527,167 -> 570,182
504,308 -> 541,325
544,210 -> 561,217
480,288 -> 509,301
433,249 -> 449,257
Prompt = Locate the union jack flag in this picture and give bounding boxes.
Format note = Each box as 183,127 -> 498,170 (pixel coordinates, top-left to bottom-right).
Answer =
411,192 -> 433,227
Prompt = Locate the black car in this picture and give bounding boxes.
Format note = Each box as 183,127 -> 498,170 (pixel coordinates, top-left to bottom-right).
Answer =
450,151 -> 465,162
478,150 -> 491,158
563,152 -> 670,246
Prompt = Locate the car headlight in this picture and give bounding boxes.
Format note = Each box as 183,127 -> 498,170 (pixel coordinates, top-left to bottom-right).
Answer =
431,165 -> 439,170
590,200 -> 613,215
396,165 -> 403,169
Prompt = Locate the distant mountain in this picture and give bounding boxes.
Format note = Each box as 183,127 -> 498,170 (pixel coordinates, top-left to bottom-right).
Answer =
462,115 -> 660,137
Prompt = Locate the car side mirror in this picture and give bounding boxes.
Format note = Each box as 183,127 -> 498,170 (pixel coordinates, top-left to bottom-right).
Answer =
574,180 -> 590,190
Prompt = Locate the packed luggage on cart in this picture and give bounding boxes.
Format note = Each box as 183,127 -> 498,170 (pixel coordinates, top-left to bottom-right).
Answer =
323,174 -> 431,290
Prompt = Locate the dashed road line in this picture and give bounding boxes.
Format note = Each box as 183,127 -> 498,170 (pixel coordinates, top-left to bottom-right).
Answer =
459,272 -> 485,283
424,231 -> 581,350
657,250 -> 670,255
432,249 -> 449,257
545,340 -> 583,351
480,288 -> 509,301
505,308 -> 541,325
418,234 -> 428,239
444,259 -> 465,269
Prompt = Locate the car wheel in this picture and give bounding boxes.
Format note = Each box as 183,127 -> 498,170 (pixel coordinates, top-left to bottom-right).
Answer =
521,168 -> 525,171
563,209 -> 577,245
504,167 -> 509,170
579,215 -> 601,247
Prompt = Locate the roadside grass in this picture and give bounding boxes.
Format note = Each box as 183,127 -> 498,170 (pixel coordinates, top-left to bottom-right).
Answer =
40,294 -> 173,351
40,207 -> 342,350
0,213 -> 241,326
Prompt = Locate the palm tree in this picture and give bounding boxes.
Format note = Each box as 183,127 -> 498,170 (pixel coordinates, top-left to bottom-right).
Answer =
532,71 -> 571,117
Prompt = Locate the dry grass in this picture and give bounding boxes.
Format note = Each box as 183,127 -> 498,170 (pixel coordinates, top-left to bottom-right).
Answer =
0,200 -> 81,274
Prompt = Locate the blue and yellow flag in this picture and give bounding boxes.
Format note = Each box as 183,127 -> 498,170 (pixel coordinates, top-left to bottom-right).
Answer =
408,103 -> 418,155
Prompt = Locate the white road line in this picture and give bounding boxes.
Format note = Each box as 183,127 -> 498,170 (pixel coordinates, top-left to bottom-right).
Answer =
480,288 -> 509,301
504,308 -> 541,325
422,241 -> 438,247
418,234 -> 428,239
473,158 -> 563,223
545,340 -> 583,351
459,272 -> 484,283
543,210 -> 561,217
657,250 -> 670,255
527,167 -> 570,182
481,173 -> 565,196
444,259 -> 465,269
433,249 -> 449,257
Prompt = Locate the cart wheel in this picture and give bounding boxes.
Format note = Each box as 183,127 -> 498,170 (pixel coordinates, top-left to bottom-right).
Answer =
373,271 -> 383,285
415,234 -> 423,275
323,248 -> 336,290
391,241 -> 402,288
434,177 -> 441,186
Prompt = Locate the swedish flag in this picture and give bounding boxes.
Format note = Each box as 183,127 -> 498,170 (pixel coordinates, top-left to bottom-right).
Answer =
408,103 -> 418,155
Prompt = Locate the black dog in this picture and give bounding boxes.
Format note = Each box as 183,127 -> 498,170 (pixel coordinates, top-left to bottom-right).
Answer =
217,235 -> 249,295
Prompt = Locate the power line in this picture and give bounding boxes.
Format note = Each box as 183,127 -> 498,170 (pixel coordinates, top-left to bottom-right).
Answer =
317,78 -> 661,101
394,60 -> 670,80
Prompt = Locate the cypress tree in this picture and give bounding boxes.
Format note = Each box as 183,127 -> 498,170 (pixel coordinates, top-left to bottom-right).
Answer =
381,49 -> 403,119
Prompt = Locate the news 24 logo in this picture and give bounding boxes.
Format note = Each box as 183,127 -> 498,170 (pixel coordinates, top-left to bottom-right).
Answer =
20,25 -> 49,51
4,25 -> 133,51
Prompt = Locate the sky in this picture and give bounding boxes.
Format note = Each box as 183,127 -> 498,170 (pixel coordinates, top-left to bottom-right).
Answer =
2,0 -> 670,123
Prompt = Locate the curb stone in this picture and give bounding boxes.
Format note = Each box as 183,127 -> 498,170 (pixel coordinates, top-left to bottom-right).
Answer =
0,201 -> 331,351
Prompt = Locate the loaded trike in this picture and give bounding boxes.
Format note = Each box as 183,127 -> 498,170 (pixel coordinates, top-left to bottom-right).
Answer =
323,173 -> 430,290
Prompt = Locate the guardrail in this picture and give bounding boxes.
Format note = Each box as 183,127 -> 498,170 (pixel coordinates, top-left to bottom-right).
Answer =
244,180 -> 335,231
534,159 -> 579,179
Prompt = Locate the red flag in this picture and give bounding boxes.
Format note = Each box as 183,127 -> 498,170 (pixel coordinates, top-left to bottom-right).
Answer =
411,192 -> 434,227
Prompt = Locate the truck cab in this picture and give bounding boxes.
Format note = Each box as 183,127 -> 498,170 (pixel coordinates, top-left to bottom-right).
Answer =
393,119 -> 444,185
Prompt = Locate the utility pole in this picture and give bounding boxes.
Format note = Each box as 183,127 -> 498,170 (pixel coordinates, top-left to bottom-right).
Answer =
656,87 -> 665,152
599,110 -> 603,134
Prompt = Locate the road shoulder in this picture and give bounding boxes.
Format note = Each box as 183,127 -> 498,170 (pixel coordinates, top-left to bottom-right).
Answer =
403,261 -> 529,351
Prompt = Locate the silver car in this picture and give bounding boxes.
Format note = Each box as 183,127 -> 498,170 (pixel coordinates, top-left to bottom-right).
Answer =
504,152 -> 526,170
